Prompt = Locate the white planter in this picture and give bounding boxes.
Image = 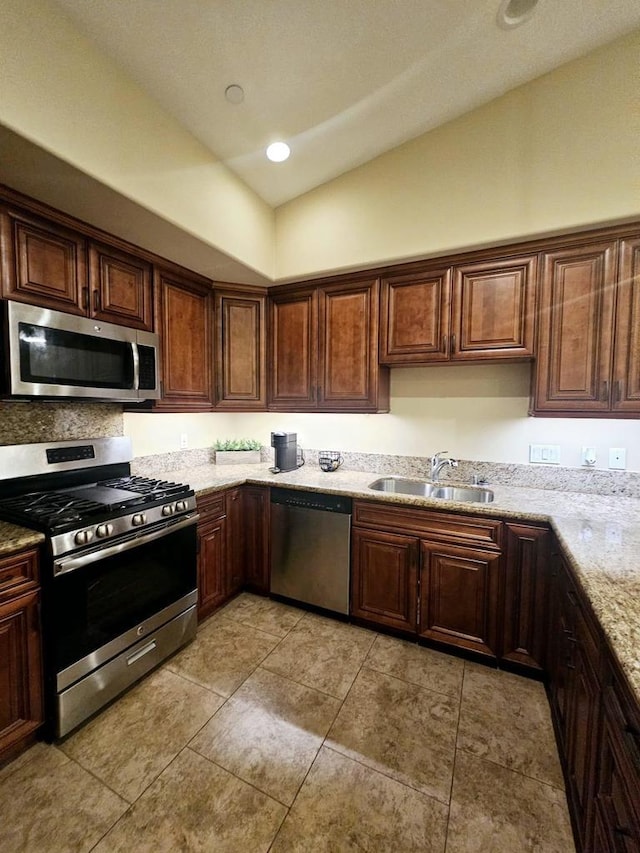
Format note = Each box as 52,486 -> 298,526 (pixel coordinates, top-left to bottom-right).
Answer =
215,450 -> 261,465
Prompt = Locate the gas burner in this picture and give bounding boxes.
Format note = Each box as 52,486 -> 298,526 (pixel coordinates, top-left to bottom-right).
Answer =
100,476 -> 190,501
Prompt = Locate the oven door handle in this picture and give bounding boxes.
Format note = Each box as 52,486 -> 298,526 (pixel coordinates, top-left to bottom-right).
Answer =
53,513 -> 200,576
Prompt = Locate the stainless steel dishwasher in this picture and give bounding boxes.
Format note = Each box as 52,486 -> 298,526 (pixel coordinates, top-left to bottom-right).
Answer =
270,488 -> 352,615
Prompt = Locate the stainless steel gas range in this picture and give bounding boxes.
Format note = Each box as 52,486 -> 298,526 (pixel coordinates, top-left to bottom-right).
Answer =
0,437 -> 199,738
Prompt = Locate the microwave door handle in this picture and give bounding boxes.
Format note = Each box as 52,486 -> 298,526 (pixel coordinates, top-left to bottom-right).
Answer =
131,342 -> 140,391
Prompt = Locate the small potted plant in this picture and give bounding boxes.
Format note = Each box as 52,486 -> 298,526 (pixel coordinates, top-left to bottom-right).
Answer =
213,438 -> 262,465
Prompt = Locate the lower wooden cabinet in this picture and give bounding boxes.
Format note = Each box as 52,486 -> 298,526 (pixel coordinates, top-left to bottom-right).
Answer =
243,486 -> 270,594
501,523 -> 550,672
419,540 -> 501,658
226,488 -> 245,597
0,549 -> 43,765
351,528 -> 418,632
350,501 -> 502,659
196,493 -> 228,620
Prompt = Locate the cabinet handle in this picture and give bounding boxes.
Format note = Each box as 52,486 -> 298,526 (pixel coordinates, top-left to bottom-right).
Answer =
442,335 -> 447,354
82,287 -> 89,310
93,290 -> 100,312
601,380 -> 609,402
451,334 -> 456,354
614,380 -> 621,403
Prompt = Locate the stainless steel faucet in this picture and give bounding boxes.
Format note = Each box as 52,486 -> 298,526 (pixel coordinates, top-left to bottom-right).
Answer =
430,450 -> 458,482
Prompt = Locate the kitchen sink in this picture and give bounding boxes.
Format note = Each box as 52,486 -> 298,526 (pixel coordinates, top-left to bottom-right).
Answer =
368,477 -> 494,503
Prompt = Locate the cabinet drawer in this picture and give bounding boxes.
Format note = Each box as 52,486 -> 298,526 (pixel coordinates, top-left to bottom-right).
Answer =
0,549 -> 39,601
196,492 -> 227,521
353,500 -> 501,549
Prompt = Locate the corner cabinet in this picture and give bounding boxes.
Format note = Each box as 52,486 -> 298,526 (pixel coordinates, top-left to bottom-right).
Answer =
380,254 -> 537,364
214,289 -> 267,410
154,267 -> 214,411
268,279 -> 389,412
532,234 -> 640,417
0,549 -> 43,765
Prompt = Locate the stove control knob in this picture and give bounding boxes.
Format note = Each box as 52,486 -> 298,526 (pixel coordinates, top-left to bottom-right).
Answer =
132,513 -> 147,527
162,504 -> 175,516
175,500 -> 187,512
96,523 -> 114,538
74,529 -> 94,545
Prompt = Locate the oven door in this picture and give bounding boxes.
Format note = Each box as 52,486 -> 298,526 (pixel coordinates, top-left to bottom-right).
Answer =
48,514 -> 198,729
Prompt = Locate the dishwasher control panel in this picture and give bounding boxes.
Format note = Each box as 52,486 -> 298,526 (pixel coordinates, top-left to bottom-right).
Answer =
270,487 -> 352,514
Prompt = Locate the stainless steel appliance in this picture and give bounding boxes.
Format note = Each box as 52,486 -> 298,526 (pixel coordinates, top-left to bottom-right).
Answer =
270,431 -> 301,473
0,437 -> 198,737
0,300 -> 160,401
270,488 -> 351,615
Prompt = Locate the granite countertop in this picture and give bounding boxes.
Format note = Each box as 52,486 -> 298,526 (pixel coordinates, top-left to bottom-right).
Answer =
156,461 -> 640,704
1,460 -> 637,705
0,521 -> 45,557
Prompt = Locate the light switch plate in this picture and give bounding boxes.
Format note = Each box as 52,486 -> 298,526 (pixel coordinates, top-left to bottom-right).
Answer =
529,444 -> 561,464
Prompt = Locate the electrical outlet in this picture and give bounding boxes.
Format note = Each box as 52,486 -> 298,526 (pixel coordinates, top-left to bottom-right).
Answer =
581,446 -> 596,466
608,447 -> 626,470
180,433 -> 188,449
529,444 -> 561,464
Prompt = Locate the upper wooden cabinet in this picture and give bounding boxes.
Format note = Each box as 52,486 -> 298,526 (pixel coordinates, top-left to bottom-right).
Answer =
269,279 -> 389,412
88,241 -> 153,331
1,207 -> 153,330
612,236 -> 640,414
380,254 -> 537,364
154,267 -> 213,411
1,205 -> 87,314
532,241 -> 617,415
531,236 -> 640,417
214,288 -> 267,410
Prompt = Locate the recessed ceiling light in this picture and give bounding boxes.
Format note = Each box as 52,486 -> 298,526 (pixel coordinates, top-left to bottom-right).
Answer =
496,0 -> 539,29
224,84 -> 244,104
266,142 -> 290,163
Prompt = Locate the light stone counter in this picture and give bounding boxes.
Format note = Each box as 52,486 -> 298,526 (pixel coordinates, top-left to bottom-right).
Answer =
2,460 -> 638,705
153,461 -> 640,704
0,521 -> 45,557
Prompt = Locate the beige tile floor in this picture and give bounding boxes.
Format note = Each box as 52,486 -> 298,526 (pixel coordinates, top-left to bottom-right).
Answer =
0,593 -> 576,852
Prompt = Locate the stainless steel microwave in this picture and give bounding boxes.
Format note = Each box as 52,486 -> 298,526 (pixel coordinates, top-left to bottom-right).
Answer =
1,301 -> 160,402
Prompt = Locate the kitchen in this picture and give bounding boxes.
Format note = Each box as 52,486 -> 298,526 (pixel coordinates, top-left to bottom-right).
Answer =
1,0 -> 640,851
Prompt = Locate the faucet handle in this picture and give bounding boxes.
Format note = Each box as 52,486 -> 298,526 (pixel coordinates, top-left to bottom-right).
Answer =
432,450 -> 449,462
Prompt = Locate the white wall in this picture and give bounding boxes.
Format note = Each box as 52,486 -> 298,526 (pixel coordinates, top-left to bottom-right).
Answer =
275,29 -> 640,280
0,0 -> 275,279
123,364 -> 640,471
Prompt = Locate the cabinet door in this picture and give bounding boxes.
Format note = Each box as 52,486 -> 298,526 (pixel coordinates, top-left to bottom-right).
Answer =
226,488 -> 245,597
547,558 -> 576,754
88,242 -> 153,330
379,267 -> 451,363
419,540 -> 500,658
197,517 -> 227,620
595,687 -> 640,852
214,290 -> 266,409
501,523 -> 549,671
318,279 -> 388,411
0,590 -> 43,763
565,610 -> 601,849
612,236 -> 640,414
351,528 -> 418,633
268,288 -> 318,409
243,486 -> 270,594
154,268 -> 213,411
451,255 -> 537,361
1,206 -> 86,314
532,241 -> 617,414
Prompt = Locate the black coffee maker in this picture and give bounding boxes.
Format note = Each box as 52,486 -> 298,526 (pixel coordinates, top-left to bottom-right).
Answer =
270,432 -> 300,473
